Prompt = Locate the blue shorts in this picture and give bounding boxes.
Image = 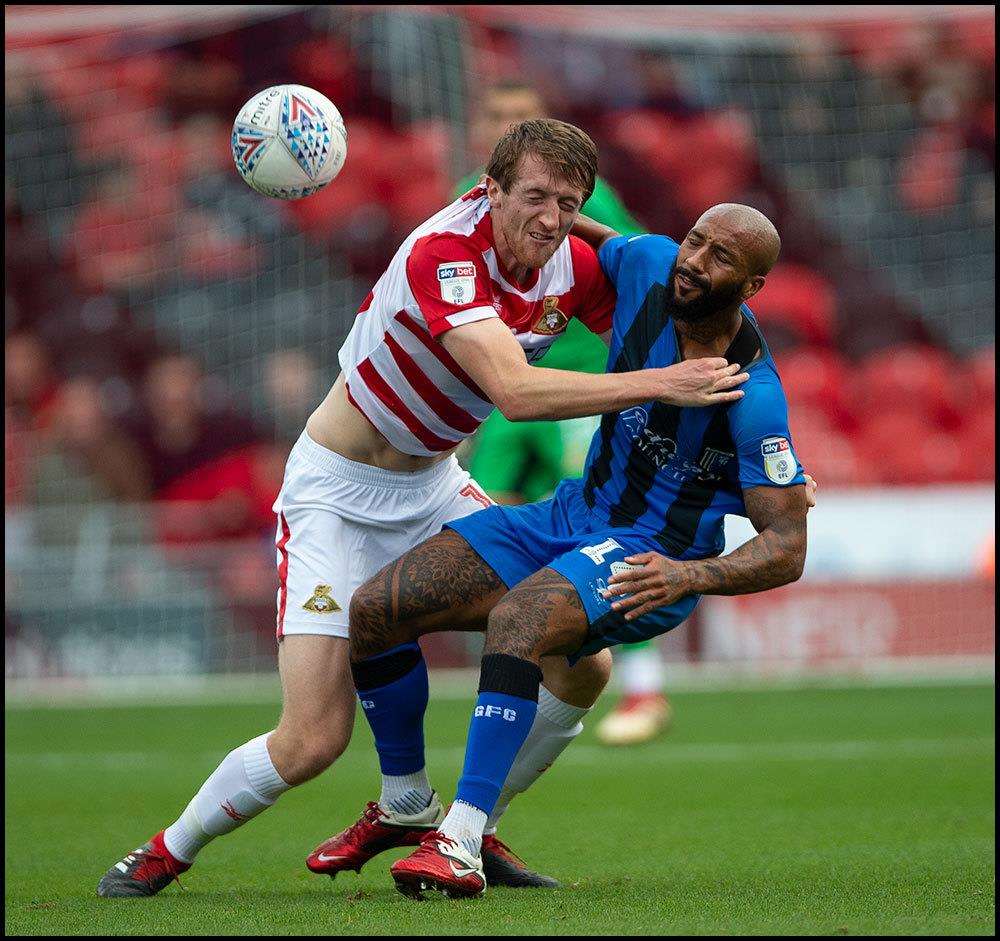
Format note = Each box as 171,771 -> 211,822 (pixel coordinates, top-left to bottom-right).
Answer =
446,478 -> 701,660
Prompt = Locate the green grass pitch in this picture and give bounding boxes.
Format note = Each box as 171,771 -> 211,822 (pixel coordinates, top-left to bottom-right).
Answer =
5,681 -> 995,935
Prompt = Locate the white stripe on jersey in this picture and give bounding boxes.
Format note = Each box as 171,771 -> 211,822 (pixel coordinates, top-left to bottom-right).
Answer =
386,319 -> 494,423
339,191 -> 580,457
347,378 -> 429,456
366,346 -> 471,441
481,246 -> 573,301
443,305 -> 498,330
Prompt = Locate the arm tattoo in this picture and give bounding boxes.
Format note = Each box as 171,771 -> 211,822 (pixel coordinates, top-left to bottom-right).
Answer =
685,485 -> 808,597
349,529 -> 505,659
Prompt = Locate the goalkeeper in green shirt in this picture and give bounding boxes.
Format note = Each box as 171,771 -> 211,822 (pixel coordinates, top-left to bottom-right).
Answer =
457,81 -> 672,747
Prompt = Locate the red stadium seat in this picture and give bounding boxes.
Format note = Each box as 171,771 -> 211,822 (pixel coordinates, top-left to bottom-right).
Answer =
852,345 -> 964,431
969,346 -> 995,402
603,108 -> 753,217
778,348 -> 855,431
959,403 -> 996,482
752,264 -> 836,347
788,407 -> 865,486
856,409 -> 964,484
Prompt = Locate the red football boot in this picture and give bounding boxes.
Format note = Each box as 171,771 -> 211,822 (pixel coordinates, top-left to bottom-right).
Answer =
96,830 -> 190,897
306,794 -> 444,878
481,833 -> 560,888
391,830 -> 486,900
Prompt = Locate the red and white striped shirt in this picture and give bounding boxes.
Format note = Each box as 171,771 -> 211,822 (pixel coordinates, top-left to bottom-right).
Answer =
339,187 -> 616,457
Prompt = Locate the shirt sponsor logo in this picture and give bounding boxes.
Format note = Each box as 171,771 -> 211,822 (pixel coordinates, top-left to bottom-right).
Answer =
761,436 -> 796,484
620,407 -> 648,439
437,263 -> 476,280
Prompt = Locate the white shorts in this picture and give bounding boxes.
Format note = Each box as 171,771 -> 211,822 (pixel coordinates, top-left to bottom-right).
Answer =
272,430 -> 492,640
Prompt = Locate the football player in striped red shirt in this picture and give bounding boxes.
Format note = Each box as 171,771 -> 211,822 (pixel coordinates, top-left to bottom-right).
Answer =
97,119 -> 747,899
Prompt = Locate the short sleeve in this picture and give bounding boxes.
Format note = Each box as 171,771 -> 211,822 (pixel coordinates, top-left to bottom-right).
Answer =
729,376 -> 807,490
567,236 -> 617,335
405,234 -> 497,338
597,234 -> 631,286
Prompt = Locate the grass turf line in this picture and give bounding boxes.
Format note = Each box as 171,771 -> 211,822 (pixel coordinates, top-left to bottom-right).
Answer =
4,683 -> 995,935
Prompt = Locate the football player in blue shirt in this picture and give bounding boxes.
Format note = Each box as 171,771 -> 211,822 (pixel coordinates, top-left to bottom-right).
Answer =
347,203 -> 809,899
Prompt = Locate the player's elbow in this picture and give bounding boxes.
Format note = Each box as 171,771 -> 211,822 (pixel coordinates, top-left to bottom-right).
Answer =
494,381 -> 542,422
781,542 -> 806,585
497,395 -> 536,422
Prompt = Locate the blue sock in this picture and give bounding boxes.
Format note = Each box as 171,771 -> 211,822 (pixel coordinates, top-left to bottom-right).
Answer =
351,642 -> 428,776
454,654 -> 542,815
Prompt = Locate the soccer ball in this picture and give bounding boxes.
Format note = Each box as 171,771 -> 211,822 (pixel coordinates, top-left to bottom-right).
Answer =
231,84 -> 347,199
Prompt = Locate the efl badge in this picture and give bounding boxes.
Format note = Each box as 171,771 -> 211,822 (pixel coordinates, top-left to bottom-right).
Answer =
761,436 -> 796,485
532,296 -> 569,336
302,585 -> 342,614
437,262 -> 476,304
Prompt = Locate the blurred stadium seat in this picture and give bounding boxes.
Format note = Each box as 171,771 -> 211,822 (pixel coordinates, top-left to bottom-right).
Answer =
4,5 -> 994,679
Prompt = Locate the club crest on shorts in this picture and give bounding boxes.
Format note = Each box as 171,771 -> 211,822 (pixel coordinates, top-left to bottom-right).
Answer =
761,436 -> 796,485
532,296 -> 569,336
302,585 -> 342,613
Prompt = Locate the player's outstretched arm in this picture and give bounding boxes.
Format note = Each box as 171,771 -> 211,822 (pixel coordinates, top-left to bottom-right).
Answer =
570,213 -> 620,252
441,319 -> 748,421
603,484 -> 808,620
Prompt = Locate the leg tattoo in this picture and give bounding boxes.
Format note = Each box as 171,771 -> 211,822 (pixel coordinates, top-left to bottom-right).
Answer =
484,567 -> 590,663
350,529 -> 506,661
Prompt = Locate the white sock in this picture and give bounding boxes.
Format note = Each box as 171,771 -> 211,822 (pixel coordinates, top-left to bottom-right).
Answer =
379,769 -> 433,816
618,646 -> 665,696
484,686 -> 589,834
440,800 -> 488,857
163,733 -> 290,864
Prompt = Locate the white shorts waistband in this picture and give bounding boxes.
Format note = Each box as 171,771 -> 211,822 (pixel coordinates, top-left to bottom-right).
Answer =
292,429 -> 459,490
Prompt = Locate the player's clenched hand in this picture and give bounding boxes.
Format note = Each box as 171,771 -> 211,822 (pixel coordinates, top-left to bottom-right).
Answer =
601,552 -> 693,620
656,358 -> 749,407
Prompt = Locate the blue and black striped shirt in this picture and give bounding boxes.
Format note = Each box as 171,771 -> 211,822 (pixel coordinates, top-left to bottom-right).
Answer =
582,234 -> 805,560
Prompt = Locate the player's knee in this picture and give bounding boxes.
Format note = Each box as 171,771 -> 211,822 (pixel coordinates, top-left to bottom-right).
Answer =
541,648 -> 612,708
574,649 -> 613,701
269,723 -> 349,785
484,599 -> 534,660
348,578 -> 391,661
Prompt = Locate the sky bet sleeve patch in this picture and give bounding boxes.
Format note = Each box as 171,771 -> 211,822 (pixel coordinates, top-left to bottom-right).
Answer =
437,262 -> 477,305
761,436 -> 797,485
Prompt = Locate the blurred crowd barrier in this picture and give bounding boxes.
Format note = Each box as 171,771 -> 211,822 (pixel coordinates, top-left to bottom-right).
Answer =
4,5 -> 994,680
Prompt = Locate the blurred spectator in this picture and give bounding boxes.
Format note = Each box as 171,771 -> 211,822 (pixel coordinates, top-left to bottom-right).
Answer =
262,350 -> 323,447
31,377 -> 152,506
6,333 -> 60,430
5,189 -> 73,336
156,443 -> 283,546
126,353 -> 277,544
129,353 -> 259,494
5,407 -> 33,509
70,164 -> 175,296
4,52 -> 86,240
173,113 -> 266,280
